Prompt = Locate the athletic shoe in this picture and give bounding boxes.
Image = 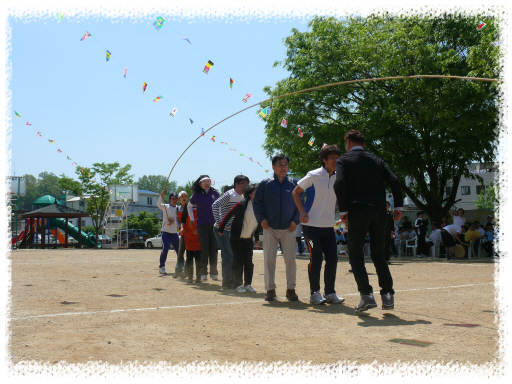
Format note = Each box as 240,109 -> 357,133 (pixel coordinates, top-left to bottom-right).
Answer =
382,293 -> 394,310
265,290 -> 276,301
310,291 -> 326,305
235,285 -> 247,293
286,289 -> 299,301
159,267 -> 166,274
211,275 -> 219,281
354,293 -> 378,313
201,275 -> 208,282
324,292 -> 345,304
244,285 -> 257,293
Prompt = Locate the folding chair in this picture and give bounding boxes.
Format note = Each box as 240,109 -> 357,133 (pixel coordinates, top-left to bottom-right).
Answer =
430,240 -> 441,258
405,237 -> 418,257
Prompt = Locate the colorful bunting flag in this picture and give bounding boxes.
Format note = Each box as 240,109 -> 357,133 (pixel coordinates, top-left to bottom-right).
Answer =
154,17 -> 165,31
211,136 -> 216,143
308,136 -> 315,146
477,21 -> 486,31
143,82 -> 147,93
201,128 -> 205,136
80,168 -> 84,173
80,31 -> 91,41
298,128 -> 303,137
257,162 -> 262,167
265,170 -> 269,173
239,153 -> 244,156
123,67 -> 128,78
281,118 -> 288,128
48,140 -> 55,144
181,37 -> 192,44
242,93 -> 252,103
15,111 -> 21,118
56,12 -> 65,22
72,162 -> 77,166
202,60 -> 214,74
57,149 -> 62,153
259,107 -> 271,118
249,157 -> 254,162
220,142 -> 228,145
189,118 -> 194,124
170,108 -> 178,117
106,50 -> 111,62
229,148 -> 237,151
67,156 -> 71,160
37,132 -> 42,137
230,78 -> 234,90
321,143 -> 327,149
153,95 -> 163,103
26,122 -> 31,126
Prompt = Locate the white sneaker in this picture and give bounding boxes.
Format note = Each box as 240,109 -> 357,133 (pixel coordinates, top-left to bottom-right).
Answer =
236,285 -> 247,293
324,292 -> 345,304
211,275 -> 219,281
244,285 -> 257,293
159,267 -> 166,274
310,291 -> 326,305
201,275 -> 208,282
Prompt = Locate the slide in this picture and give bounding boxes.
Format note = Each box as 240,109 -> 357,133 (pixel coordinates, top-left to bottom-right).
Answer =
50,229 -> 66,244
49,218 -> 100,248
12,230 -> 26,245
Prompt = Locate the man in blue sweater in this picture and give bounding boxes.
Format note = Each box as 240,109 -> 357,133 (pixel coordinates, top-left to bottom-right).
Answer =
253,154 -> 301,302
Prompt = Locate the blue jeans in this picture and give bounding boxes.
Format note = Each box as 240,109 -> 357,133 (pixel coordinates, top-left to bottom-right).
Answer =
214,229 -> 235,285
159,232 -> 180,268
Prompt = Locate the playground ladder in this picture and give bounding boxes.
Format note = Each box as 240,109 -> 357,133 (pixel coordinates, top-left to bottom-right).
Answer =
102,200 -> 129,248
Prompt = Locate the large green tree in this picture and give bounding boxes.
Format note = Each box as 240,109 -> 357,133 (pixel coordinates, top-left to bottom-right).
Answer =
127,211 -> 162,238
473,181 -> 498,210
137,175 -> 177,195
16,173 -> 63,210
262,14 -> 501,223
59,162 -> 133,247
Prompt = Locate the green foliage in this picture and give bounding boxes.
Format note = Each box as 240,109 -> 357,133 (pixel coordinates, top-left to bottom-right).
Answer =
263,14 -> 501,223
138,175 -> 178,195
16,173 -> 63,210
59,162 -> 134,246
127,211 -> 162,238
82,225 -> 96,234
473,181 -> 499,210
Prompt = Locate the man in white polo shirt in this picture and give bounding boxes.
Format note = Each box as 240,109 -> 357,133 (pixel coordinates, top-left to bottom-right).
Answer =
441,223 -> 468,260
292,144 -> 345,305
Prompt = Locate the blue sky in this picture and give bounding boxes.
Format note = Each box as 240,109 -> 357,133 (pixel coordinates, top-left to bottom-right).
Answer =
8,16 -> 313,188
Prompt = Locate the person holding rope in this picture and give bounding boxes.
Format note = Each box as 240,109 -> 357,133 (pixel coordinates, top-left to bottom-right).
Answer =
188,175 -> 220,282
334,130 -> 403,312
157,191 -> 180,275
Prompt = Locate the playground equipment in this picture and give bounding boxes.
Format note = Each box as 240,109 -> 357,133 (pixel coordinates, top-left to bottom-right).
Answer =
102,184 -> 138,249
13,218 -> 99,248
7,176 -> 26,250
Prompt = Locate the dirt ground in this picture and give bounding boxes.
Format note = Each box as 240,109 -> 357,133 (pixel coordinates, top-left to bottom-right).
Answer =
8,249 -> 499,367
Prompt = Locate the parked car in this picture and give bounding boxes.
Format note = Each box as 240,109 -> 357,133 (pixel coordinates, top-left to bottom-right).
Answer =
97,235 -> 111,245
112,229 -> 149,249
145,233 -> 163,249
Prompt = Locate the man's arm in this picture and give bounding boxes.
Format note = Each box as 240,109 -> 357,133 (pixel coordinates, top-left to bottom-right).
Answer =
381,160 -> 404,209
212,192 -> 231,227
292,185 -> 308,223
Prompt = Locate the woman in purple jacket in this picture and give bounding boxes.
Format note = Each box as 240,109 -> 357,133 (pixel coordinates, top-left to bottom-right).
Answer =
188,175 -> 220,282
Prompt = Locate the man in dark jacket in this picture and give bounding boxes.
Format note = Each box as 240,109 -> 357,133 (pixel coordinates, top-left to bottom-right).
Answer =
253,154 -> 301,302
334,130 -> 404,312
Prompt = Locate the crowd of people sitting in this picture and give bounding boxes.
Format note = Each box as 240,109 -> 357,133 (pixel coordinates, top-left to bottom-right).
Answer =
335,207 -> 496,262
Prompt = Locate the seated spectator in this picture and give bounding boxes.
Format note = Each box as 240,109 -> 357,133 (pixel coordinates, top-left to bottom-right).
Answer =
335,229 -> 347,255
464,224 -> 483,257
481,223 -> 494,257
441,217 -> 449,229
486,215 -> 495,226
425,222 -> 442,256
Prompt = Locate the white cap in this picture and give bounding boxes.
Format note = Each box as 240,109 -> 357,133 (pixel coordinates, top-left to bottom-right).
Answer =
178,191 -> 188,198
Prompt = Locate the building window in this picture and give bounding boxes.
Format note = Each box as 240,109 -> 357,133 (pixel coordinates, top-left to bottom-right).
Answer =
461,186 -> 471,195
147,197 -> 153,205
81,220 -> 86,226
79,200 -> 84,207
476,185 -> 486,195
446,187 -> 452,196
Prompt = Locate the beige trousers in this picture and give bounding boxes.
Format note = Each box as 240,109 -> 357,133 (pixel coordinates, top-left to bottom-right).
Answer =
263,227 -> 297,291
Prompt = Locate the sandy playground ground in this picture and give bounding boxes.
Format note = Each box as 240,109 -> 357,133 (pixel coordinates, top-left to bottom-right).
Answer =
7,248 -> 500,368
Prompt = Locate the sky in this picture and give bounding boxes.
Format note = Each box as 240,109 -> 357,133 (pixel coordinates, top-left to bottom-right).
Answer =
7,12 -> 313,189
